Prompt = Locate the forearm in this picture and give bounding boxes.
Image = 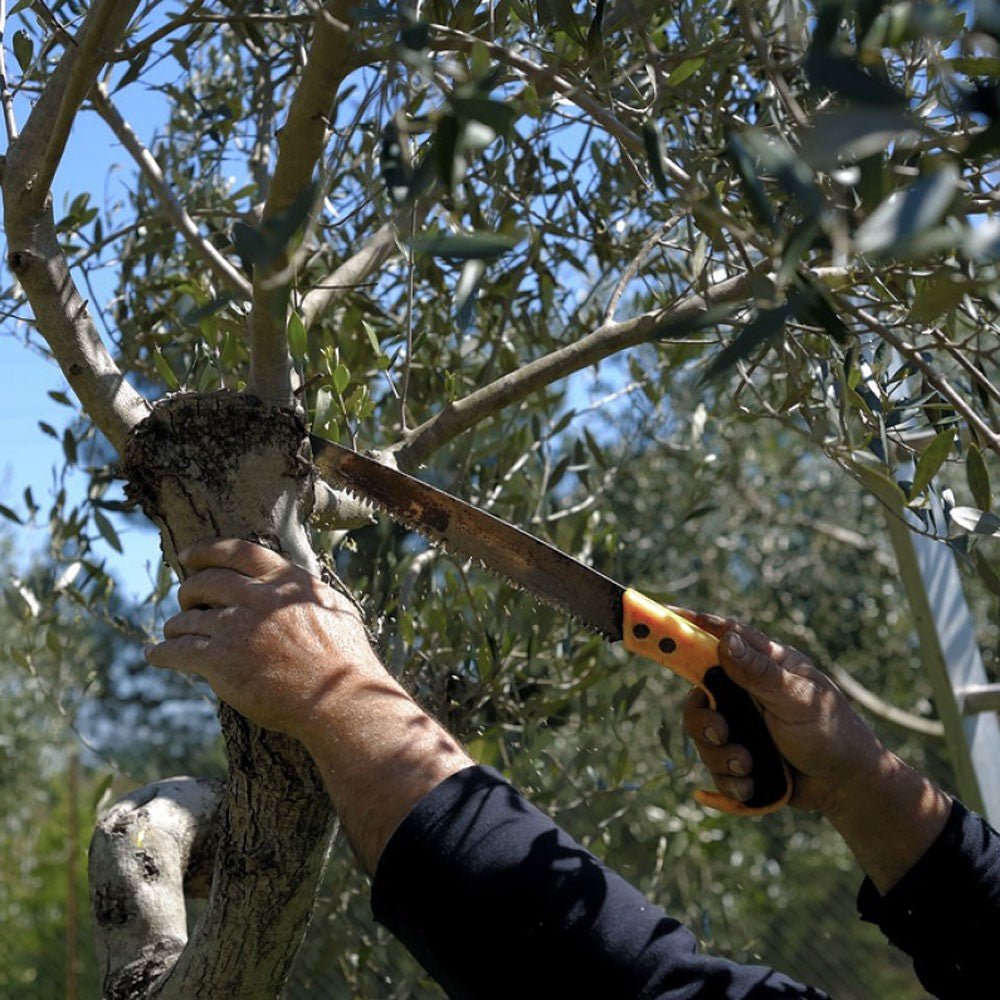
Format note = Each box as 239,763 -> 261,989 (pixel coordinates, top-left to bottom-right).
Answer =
299,655 -> 472,874
857,799 -> 1000,996
827,747 -> 951,894
373,766 -> 830,1000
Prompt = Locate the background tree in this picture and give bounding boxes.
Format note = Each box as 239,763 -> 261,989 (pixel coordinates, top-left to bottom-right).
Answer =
0,0 -> 997,996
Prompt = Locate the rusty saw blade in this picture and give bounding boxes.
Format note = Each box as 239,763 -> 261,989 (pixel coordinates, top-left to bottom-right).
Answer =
309,433 -> 794,815
310,434 -> 625,640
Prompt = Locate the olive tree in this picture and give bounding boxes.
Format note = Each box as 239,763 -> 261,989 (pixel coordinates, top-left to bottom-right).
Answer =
1,0 -> 997,995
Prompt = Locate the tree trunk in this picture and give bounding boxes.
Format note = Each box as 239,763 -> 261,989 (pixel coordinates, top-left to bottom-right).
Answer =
92,391 -> 336,998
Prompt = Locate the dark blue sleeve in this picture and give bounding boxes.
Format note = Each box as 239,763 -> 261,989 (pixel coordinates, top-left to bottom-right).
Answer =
858,799 -> 1000,998
371,765 -> 827,999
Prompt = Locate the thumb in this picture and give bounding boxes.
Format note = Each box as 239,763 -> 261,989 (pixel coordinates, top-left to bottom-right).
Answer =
718,631 -> 784,702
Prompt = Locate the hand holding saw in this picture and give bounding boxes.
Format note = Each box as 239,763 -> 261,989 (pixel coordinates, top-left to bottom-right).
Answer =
311,434 -> 793,816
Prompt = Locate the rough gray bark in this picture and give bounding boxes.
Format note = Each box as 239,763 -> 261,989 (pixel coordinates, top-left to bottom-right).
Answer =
1,0 -> 149,451
94,391 -> 336,998
89,778 -> 223,999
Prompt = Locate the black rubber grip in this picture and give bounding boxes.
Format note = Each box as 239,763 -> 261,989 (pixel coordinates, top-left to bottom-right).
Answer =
702,666 -> 788,809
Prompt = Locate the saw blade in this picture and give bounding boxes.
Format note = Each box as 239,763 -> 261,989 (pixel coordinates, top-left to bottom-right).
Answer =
310,435 -> 626,642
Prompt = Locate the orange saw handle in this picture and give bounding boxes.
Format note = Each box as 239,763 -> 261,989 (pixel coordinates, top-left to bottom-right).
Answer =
622,589 -> 793,816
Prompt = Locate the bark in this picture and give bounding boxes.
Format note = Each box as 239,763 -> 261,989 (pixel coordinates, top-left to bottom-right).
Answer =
249,0 -> 356,407
89,778 -> 223,999
1,0 -> 149,450
100,391 -> 336,998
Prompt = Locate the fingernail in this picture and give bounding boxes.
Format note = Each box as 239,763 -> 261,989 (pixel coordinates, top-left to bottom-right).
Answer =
725,633 -> 746,658
177,546 -> 192,564
704,726 -> 723,746
728,757 -> 747,777
142,644 -> 155,661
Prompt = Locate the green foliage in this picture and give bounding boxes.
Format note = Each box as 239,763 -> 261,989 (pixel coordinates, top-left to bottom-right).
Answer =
0,528 -> 223,993
0,763 -> 100,999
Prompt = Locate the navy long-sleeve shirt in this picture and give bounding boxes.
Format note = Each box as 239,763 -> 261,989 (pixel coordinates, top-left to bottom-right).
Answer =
372,766 -> 1000,998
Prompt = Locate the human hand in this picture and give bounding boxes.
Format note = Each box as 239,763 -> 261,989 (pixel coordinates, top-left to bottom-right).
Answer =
144,538 -> 381,739
678,612 -> 885,819
678,611 -> 951,891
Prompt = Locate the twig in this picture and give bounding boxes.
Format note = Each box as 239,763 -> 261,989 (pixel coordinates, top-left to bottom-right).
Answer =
400,214 -> 415,431
738,0 -> 808,129
848,303 -> 1000,456
91,83 -> 252,299
928,327 -> 1000,407
115,6 -> 312,63
603,214 -> 683,323
830,664 -> 944,738
426,24 -> 766,252
429,24 -> 656,165
0,0 -> 20,141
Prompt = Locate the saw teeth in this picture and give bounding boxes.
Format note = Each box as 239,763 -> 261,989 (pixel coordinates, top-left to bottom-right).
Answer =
329,488 -> 617,642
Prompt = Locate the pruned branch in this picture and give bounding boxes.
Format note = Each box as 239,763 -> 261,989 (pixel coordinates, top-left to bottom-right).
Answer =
117,392 -> 336,997
91,83 -> 253,300
391,267 -> 760,469
249,0 -> 356,406
312,479 -> 375,529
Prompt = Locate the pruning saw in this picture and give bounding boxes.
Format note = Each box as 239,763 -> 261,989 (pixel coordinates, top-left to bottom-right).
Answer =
310,433 -> 792,817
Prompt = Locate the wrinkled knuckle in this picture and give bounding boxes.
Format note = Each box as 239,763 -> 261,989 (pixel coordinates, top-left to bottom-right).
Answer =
744,648 -> 775,681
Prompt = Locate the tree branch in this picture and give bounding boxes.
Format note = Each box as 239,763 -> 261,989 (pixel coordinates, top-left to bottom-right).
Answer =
300,192 -> 436,332
248,0 -> 356,406
391,267 -> 760,469
13,0 -> 140,216
301,214 -> 408,331
830,664 -> 945,739
1,0 -> 150,449
429,25 -> 652,167
90,778 -> 224,999
91,83 -> 253,300
427,24 -> 764,253
848,302 -> 1000,457
0,0 -> 20,141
